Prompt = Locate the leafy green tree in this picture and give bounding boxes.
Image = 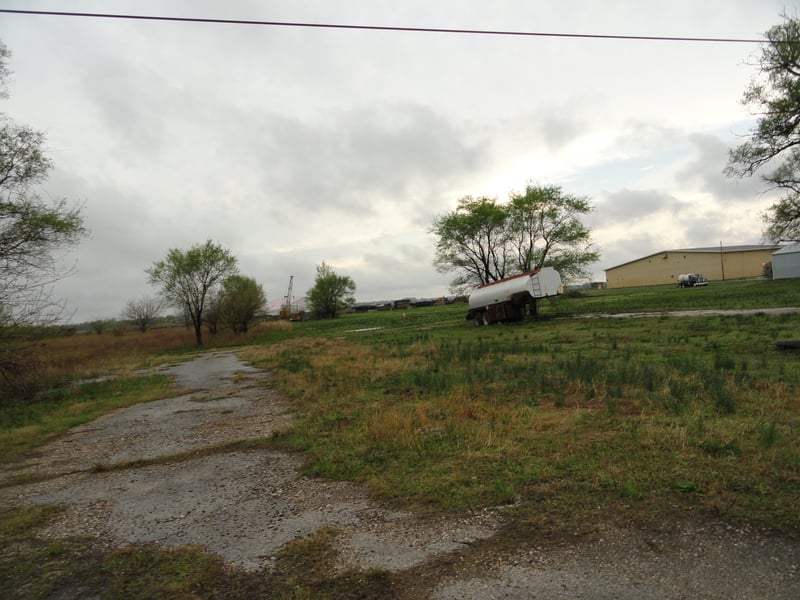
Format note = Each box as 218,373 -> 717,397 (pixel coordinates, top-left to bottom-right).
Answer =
307,262 -> 356,319
1,40 -> 86,329
432,184 -> 598,291
726,14 -> 800,241
203,291 -> 221,335
507,185 -> 598,280
431,196 -> 509,290
219,274 -> 266,334
146,240 -> 237,345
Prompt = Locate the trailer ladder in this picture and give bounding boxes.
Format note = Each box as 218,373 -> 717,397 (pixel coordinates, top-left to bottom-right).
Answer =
531,276 -> 542,298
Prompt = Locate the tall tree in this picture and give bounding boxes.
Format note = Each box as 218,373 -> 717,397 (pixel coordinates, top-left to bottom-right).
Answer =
507,185 -> 598,280
146,240 -> 237,345
307,262 -> 356,319
726,14 -> 800,242
431,196 -> 509,290
203,290 -> 222,335
0,40 -> 86,329
1,40 -> 86,393
432,185 -> 598,291
219,274 -> 266,334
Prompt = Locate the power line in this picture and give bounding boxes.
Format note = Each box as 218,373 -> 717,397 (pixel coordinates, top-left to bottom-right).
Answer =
0,8 -> 769,44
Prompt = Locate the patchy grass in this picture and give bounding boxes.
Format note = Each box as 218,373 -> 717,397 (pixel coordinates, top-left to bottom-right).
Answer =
0,505 -> 395,599
0,318 -> 299,462
272,527 -> 393,599
1,279 -> 798,597
0,375 -> 175,463
0,505 -> 104,600
244,306 -> 800,532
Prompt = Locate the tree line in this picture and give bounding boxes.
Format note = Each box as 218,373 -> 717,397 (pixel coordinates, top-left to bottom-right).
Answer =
130,241 -> 267,343
141,242 -> 356,344
80,242 -> 357,346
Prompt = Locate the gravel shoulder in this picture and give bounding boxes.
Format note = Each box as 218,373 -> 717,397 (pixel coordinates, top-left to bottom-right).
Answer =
1,350 -> 798,598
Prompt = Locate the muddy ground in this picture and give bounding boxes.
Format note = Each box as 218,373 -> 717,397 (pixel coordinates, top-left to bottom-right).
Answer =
1,350 -> 798,598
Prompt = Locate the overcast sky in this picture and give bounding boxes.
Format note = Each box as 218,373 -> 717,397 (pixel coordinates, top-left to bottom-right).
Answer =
0,1 -> 791,322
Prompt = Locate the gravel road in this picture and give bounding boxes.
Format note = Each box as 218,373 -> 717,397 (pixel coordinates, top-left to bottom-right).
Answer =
1,350 -> 798,598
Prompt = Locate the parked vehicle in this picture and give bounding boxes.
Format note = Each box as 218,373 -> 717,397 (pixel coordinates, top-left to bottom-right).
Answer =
677,273 -> 708,288
466,268 -> 563,326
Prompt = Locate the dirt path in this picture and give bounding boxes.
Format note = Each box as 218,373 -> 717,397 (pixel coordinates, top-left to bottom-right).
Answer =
2,351 -> 798,598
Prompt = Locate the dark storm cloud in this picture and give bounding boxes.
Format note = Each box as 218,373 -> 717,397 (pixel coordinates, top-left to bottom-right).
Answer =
43,169 -> 172,319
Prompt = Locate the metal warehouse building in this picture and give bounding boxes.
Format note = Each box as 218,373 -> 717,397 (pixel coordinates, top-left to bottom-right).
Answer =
772,243 -> 800,280
604,245 -> 780,289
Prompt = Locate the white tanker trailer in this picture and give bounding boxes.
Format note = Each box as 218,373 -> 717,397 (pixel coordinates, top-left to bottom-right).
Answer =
466,267 -> 564,326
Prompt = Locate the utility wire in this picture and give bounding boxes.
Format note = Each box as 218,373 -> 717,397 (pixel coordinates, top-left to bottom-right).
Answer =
0,8 -> 769,44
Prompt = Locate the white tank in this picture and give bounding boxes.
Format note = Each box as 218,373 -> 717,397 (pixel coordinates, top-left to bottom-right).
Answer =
468,267 -> 563,310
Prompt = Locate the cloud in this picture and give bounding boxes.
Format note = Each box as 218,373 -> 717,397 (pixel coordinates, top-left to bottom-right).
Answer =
356,244 -> 450,299
82,59 -> 175,156
677,132 -> 768,202
537,110 -> 587,152
242,103 -> 488,217
683,204 -> 768,247
600,231 -> 662,270
595,189 -> 688,223
41,169 -> 173,319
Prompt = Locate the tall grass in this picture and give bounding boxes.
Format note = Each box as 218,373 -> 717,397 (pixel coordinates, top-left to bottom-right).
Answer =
1,320 -> 294,403
0,321 -> 297,460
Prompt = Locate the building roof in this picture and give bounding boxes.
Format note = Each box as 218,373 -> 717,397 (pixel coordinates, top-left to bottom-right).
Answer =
605,244 -> 781,272
773,242 -> 800,256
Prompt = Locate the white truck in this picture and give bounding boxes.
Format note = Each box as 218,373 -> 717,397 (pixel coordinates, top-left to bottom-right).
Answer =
466,267 -> 564,326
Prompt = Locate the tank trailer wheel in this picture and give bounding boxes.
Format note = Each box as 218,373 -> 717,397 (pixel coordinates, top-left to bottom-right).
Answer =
473,311 -> 489,326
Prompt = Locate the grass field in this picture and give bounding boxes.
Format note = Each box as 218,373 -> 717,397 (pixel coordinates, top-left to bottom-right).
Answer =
2,277 -> 799,598
239,278 -> 800,533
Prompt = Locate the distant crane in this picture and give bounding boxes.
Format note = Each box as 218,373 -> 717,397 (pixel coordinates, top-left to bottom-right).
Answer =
280,275 -> 294,319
